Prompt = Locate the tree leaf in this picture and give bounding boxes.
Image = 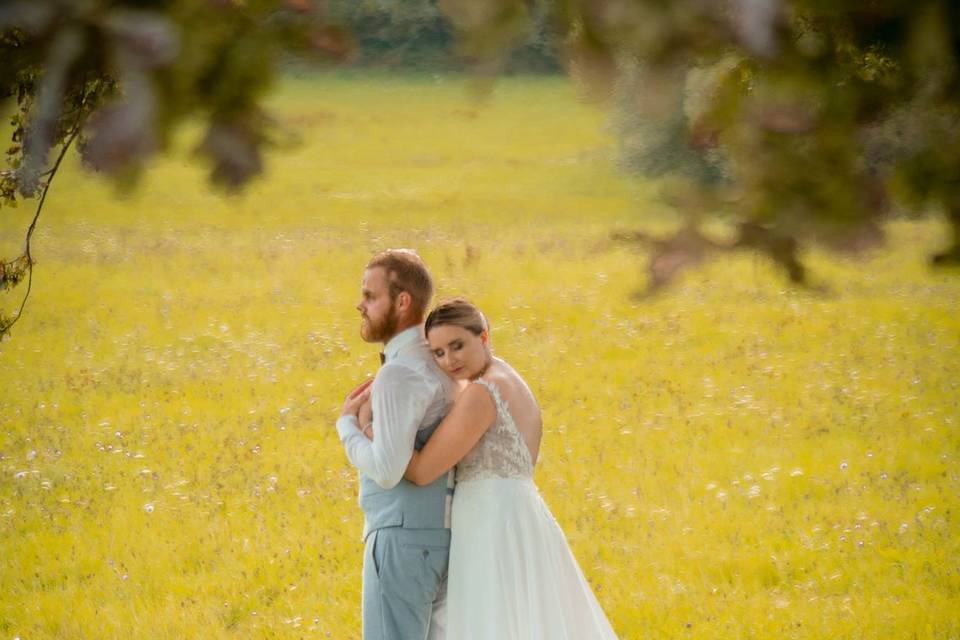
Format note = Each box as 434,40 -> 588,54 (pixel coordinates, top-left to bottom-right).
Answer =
17,25 -> 84,196
197,115 -> 265,190
81,71 -> 156,174
104,9 -> 180,70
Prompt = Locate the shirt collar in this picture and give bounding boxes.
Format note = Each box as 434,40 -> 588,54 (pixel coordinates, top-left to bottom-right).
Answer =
383,325 -> 424,362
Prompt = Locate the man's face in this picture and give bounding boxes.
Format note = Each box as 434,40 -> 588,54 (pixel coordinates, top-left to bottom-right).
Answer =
357,267 -> 398,343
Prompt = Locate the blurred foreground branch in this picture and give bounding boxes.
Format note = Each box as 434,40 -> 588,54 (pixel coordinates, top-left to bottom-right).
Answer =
1,0 -> 343,335
0,117 -> 80,338
447,0 -> 960,290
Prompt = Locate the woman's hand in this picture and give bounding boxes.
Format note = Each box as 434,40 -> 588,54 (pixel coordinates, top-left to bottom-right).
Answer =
358,398 -> 373,440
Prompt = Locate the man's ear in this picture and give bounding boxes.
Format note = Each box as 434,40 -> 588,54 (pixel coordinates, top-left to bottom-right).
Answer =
395,291 -> 412,315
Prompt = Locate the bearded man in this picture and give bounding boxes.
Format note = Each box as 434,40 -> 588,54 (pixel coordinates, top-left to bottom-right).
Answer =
335,249 -> 456,640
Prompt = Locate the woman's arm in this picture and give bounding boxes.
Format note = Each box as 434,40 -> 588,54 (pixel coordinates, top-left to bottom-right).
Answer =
404,383 -> 497,486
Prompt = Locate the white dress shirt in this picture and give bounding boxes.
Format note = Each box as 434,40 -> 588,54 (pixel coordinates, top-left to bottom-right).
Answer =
337,325 -> 453,489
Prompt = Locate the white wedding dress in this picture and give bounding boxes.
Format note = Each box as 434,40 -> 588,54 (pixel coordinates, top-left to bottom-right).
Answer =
446,378 -> 619,639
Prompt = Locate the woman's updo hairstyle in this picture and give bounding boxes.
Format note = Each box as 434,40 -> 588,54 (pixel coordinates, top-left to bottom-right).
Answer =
424,297 -> 488,337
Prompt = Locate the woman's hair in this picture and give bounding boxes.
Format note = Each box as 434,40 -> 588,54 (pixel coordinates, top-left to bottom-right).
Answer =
424,297 -> 488,336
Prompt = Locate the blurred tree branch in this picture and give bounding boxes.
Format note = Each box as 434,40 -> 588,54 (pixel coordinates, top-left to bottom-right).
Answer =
1,0 -> 341,336
444,0 -> 960,292
0,116 -> 81,336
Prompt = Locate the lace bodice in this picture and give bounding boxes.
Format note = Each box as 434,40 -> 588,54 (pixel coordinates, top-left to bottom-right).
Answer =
455,379 -> 535,483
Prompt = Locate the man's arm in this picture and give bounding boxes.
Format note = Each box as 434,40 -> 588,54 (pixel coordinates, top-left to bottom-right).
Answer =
336,364 -> 432,489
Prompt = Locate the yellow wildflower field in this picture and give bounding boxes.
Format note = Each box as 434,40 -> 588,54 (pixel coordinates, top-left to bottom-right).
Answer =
1,73 -> 958,638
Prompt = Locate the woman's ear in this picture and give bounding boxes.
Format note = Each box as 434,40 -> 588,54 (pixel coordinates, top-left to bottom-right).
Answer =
480,329 -> 489,345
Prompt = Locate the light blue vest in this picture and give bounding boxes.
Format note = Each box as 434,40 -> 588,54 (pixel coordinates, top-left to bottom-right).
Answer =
360,417 -> 451,540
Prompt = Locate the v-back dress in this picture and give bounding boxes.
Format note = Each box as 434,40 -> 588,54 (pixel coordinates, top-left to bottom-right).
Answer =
446,378 -> 619,639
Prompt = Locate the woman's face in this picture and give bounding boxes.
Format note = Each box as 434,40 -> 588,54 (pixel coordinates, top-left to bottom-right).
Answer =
427,324 -> 488,380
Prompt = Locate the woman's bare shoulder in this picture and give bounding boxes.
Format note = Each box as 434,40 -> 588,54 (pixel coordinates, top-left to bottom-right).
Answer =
477,359 -> 516,388
480,360 -> 538,406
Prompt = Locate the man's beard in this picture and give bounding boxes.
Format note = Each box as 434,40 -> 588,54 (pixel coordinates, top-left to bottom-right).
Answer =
361,306 -> 399,343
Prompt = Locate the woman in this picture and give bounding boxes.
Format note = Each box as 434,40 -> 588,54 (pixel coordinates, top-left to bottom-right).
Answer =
352,298 -> 618,639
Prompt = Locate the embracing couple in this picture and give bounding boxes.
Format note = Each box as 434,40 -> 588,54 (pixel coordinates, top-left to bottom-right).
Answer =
335,249 -> 617,639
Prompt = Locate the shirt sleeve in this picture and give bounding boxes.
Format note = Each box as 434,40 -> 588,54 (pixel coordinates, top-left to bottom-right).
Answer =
336,363 -> 434,489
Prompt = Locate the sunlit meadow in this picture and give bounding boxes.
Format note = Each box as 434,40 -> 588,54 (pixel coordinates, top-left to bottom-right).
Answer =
1,72 -> 958,639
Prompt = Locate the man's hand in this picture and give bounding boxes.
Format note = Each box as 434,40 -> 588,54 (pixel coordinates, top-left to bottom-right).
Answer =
341,379 -> 373,418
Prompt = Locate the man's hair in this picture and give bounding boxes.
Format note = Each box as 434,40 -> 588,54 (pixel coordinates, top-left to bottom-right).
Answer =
366,249 -> 434,321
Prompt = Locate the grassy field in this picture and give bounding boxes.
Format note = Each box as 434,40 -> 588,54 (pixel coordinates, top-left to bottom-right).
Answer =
1,72 -> 958,639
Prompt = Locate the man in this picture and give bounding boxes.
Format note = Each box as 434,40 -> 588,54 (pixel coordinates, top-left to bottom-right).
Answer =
336,249 -> 456,640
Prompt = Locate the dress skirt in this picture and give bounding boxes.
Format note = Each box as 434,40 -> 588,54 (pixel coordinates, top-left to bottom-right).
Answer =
446,477 -> 619,639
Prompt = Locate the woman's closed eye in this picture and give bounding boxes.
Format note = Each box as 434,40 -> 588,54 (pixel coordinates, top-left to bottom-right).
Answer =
433,340 -> 463,359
